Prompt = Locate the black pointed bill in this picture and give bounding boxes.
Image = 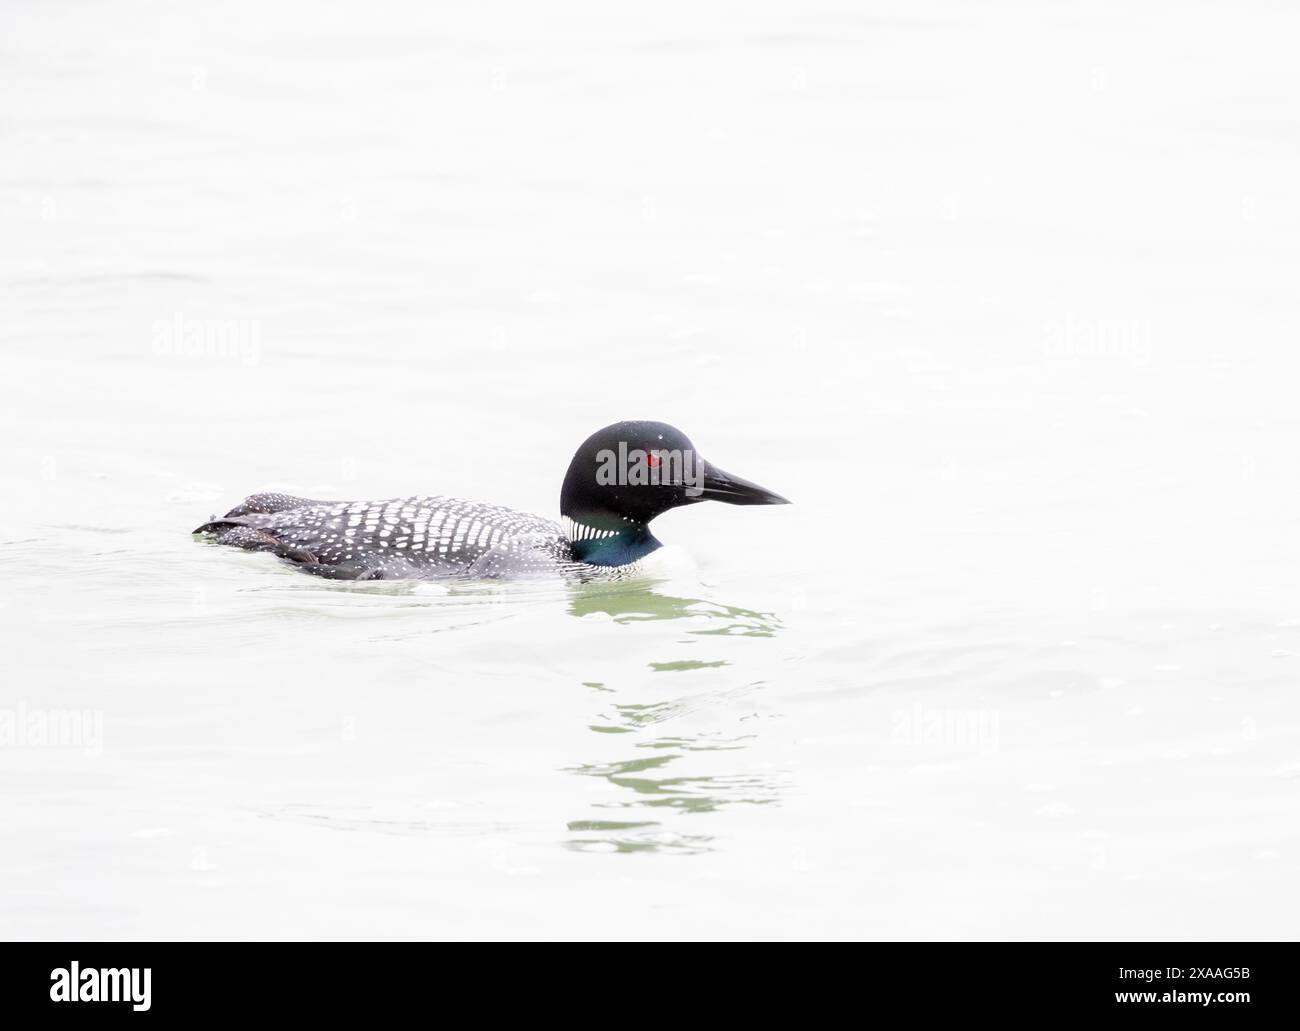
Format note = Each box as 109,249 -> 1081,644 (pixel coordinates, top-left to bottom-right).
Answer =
697,461 -> 791,505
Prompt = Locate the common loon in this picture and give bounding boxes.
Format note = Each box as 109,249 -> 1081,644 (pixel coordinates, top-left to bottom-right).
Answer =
193,421 -> 789,580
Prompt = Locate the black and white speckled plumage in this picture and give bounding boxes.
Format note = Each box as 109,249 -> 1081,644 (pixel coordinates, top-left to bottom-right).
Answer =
196,492 -> 576,580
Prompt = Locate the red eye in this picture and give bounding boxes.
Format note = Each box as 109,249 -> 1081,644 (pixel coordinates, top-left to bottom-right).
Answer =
647,451 -> 662,468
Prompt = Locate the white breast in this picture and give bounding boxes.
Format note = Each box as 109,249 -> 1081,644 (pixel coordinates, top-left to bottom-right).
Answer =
623,544 -> 698,578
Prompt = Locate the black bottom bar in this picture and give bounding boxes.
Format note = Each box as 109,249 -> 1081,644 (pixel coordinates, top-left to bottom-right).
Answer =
0,943 -> 1287,1020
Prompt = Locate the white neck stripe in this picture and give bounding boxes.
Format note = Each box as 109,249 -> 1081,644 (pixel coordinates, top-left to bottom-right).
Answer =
561,516 -> 621,543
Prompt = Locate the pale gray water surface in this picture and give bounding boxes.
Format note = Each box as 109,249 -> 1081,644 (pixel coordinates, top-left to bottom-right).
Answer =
3,0 -> 1300,939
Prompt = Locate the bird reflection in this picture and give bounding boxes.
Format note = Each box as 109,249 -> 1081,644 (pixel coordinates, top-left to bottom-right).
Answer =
567,583 -> 781,635
562,581 -> 786,855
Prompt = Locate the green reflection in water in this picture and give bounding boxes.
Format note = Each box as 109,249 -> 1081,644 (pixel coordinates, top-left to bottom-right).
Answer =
567,819 -> 657,832
563,581 -> 785,856
567,586 -> 781,638
649,658 -> 728,672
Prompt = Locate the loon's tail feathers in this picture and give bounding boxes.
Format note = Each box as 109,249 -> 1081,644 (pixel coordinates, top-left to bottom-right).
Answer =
191,510 -> 263,536
192,492 -> 324,536
192,491 -> 331,567
219,492 -> 324,519
193,515 -> 242,536
192,517 -> 321,568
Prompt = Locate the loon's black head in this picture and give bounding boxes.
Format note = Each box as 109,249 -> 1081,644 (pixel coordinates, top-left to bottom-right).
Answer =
559,420 -> 789,566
